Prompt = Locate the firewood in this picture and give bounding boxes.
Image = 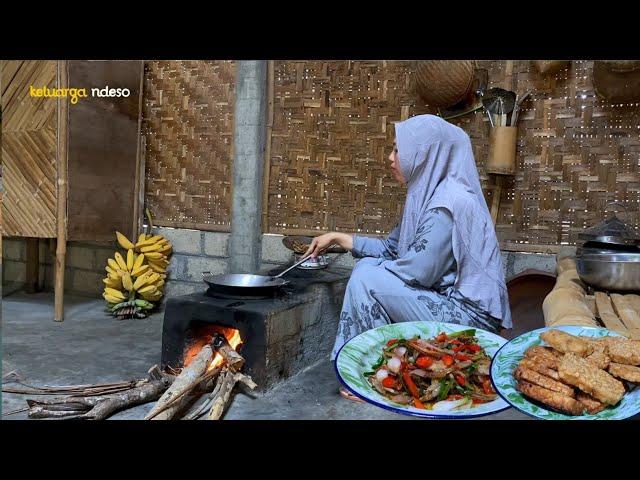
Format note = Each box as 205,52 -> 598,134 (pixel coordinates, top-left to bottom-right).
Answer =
206,368 -> 257,420
213,333 -> 244,371
145,344 -> 215,420
26,377 -> 172,420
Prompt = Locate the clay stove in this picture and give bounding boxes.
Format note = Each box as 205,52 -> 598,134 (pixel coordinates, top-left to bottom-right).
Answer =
161,266 -> 350,391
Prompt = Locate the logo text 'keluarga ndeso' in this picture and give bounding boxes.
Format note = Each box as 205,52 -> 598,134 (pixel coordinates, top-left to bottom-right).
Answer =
29,85 -> 131,104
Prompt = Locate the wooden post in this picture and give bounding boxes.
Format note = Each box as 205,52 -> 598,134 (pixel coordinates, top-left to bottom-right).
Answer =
25,238 -> 39,293
490,175 -> 503,225
132,61 -> 145,239
54,60 -> 69,322
261,60 -> 274,233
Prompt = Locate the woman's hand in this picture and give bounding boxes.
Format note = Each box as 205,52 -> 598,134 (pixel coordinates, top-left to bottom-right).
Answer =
304,232 -> 354,258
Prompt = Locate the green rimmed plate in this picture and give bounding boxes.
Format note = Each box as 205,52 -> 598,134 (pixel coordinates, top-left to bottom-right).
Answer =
491,325 -> 640,420
334,321 -> 510,418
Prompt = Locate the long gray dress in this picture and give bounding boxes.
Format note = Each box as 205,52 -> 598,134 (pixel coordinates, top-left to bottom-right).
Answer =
331,207 -> 502,359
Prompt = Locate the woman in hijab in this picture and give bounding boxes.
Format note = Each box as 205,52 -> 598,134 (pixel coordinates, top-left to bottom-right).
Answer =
304,115 -> 512,399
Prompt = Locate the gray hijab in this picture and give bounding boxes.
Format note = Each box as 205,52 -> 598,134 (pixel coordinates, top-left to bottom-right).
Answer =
395,114 -> 512,328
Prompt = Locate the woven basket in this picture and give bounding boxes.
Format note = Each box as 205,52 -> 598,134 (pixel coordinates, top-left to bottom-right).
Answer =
593,60 -> 640,103
413,61 -> 474,108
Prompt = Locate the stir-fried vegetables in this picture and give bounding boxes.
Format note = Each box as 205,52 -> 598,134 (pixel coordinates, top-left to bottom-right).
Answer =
365,330 -> 498,410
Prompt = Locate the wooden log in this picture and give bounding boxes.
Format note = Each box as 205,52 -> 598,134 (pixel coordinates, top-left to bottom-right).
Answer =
145,344 -> 214,420
54,60 -> 69,322
27,378 -> 171,420
213,333 -> 244,372
595,292 -> 629,335
206,368 -> 257,420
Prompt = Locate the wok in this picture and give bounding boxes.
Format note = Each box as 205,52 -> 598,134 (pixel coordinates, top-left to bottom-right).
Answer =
202,253 -> 313,293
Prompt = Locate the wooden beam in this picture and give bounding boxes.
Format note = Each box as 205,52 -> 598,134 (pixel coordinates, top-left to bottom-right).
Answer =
261,60 -> 275,233
25,237 -> 39,293
54,60 -> 69,322
132,61 -> 145,239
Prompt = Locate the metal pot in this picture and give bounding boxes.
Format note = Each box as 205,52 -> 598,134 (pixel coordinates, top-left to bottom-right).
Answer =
576,253 -> 640,291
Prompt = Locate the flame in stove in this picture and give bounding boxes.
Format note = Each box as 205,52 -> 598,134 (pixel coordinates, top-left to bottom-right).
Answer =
183,326 -> 243,373
208,328 -> 242,371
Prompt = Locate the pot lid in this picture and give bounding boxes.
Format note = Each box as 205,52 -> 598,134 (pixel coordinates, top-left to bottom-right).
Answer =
579,213 -> 640,246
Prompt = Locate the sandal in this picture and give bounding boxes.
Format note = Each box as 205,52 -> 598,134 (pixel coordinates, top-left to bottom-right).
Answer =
339,387 -> 365,403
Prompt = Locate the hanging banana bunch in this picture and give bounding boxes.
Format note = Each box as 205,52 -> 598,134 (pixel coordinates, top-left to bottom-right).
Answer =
103,213 -> 172,320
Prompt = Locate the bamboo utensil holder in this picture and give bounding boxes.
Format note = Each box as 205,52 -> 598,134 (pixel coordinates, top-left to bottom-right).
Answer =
486,126 -> 517,175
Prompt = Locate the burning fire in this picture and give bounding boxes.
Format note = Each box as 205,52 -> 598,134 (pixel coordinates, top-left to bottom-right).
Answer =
183,326 -> 243,372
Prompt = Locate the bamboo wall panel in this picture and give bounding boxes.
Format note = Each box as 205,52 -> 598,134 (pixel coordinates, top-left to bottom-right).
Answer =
142,61 -> 235,231
266,60 -> 640,250
1,60 -> 57,238
266,61 -> 429,235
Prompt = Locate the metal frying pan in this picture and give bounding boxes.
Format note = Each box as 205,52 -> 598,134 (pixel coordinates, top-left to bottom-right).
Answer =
202,253 -> 313,293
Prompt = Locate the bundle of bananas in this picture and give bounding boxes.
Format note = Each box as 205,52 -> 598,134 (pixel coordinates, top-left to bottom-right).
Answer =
102,231 -> 173,320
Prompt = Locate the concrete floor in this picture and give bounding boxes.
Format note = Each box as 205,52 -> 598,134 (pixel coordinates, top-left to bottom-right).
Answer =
2,292 -> 528,420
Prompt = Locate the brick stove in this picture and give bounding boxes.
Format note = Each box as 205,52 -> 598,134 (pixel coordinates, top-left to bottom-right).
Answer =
161,265 -> 349,391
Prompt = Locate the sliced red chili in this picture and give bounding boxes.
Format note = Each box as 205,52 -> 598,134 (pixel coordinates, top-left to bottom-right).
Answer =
413,398 -> 426,409
381,377 -> 396,389
482,377 -> 495,395
442,355 -> 454,366
415,356 -> 434,369
386,338 -> 398,346
402,371 -> 420,399
455,353 -> 470,361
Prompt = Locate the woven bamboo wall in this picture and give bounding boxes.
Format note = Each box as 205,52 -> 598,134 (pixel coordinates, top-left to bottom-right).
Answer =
265,60 -> 640,251
1,60 -> 58,238
142,60 -> 235,231
266,61 -> 430,235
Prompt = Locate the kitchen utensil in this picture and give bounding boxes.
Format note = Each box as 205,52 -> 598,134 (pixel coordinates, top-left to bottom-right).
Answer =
482,88 -> 516,115
498,97 -> 507,126
202,253 -> 315,293
510,91 -> 531,126
335,321 -> 510,418
282,235 -> 347,254
576,252 -> 640,291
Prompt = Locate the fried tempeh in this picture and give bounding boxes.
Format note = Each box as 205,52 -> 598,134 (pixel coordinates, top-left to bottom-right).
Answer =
516,380 -> 585,416
514,365 -> 575,397
608,362 -> 640,383
519,358 -> 560,380
602,336 -> 640,366
558,353 -> 626,405
585,350 -> 610,370
524,346 -> 561,369
575,392 -> 607,415
540,330 -> 593,357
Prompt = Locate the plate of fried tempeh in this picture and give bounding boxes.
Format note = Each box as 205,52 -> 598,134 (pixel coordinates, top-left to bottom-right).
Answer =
491,326 -> 640,419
